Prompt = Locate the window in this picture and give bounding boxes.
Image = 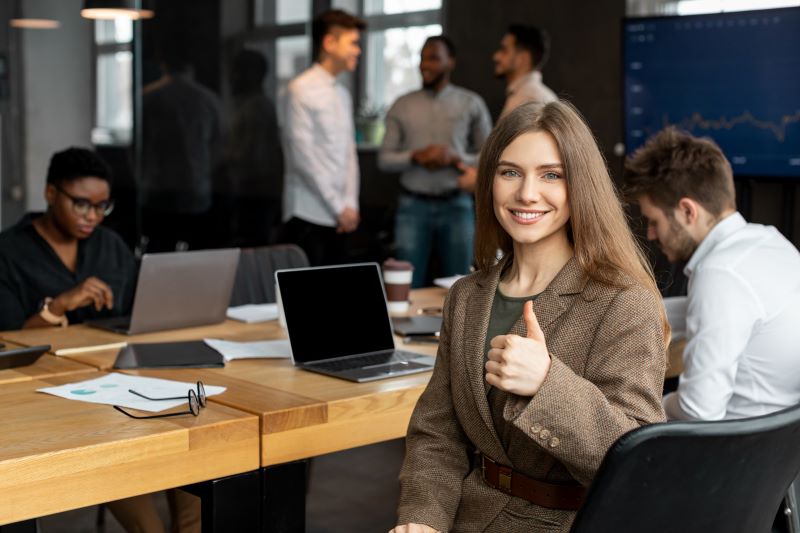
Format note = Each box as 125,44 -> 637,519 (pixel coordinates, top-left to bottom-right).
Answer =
245,0 -> 312,101
627,0 -> 800,15
333,0 -> 444,144
93,19 -> 133,145
245,0 -> 444,143
364,0 -> 442,15
364,24 -> 441,112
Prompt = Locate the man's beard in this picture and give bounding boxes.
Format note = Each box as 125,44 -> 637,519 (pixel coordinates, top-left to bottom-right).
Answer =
665,215 -> 698,262
423,71 -> 446,89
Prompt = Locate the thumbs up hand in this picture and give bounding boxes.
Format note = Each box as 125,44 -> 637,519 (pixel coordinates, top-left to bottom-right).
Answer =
485,300 -> 552,396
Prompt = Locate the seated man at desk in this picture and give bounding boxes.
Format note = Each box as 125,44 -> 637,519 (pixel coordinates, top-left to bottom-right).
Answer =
625,127 -> 800,421
0,147 -> 136,330
0,147 -> 199,531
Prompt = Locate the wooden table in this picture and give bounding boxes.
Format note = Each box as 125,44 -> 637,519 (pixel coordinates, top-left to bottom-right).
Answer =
0,288 -> 447,530
0,318 -> 273,357
0,374 -> 260,526
0,341 -> 96,386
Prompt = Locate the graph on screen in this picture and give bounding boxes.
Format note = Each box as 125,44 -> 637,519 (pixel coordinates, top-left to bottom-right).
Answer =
624,7 -> 800,178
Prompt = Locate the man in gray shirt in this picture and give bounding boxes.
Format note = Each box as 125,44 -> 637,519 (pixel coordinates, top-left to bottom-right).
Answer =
379,36 -> 492,287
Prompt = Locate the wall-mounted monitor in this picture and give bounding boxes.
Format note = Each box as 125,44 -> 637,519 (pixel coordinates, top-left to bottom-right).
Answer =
623,7 -> 800,179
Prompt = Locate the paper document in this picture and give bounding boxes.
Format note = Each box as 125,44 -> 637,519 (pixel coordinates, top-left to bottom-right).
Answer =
433,275 -> 464,289
204,338 -> 291,361
38,373 -> 226,412
663,296 -> 688,341
226,303 -> 279,323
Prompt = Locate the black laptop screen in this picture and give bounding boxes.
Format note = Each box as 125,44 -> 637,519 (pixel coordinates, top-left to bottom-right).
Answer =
277,264 -> 396,363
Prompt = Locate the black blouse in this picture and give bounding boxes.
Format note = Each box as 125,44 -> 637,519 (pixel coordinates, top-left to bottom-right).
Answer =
0,213 -> 136,330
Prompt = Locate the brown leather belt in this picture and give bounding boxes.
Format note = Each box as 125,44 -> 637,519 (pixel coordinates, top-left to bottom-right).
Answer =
481,454 -> 586,510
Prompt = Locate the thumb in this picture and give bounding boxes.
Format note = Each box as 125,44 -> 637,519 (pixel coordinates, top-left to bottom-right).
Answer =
524,300 -> 545,342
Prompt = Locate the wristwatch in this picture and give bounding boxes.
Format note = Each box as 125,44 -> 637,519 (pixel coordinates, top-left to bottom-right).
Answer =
40,297 -> 68,327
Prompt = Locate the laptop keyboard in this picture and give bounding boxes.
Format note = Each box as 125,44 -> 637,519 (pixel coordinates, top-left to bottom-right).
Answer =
309,351 -> 415,372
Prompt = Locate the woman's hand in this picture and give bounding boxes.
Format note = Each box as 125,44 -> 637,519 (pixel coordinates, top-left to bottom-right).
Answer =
51,276 -> 114,315
486,300 -> 551,396
389,524 -> 439,533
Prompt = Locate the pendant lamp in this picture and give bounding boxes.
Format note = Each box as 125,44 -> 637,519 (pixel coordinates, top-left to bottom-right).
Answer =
81,0 -> 154,20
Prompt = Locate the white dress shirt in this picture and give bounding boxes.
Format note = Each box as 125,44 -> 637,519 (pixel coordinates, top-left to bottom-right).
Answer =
499,70 -> 557,119
282,64 -> 359,227
664,212 -> 800,420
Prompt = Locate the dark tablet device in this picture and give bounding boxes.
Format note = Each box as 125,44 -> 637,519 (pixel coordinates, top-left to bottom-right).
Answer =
392,316 -> 443,337
113,341 -> 224,369
0,344 -> 50,370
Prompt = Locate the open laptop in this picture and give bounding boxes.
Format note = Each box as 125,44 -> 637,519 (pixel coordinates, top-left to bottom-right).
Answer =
275,263 -> 435,382
87,248 -> 241,335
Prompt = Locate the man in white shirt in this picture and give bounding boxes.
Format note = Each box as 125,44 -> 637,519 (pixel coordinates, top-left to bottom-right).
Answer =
493,25 -> 557,119
625,127 -> 800,421
282,9 -> 364,266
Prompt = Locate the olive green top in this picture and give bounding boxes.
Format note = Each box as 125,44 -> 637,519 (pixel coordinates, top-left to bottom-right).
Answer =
484,287 -> 539,356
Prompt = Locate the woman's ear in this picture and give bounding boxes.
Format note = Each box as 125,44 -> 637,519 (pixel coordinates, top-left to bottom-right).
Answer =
44,183 -> 56,208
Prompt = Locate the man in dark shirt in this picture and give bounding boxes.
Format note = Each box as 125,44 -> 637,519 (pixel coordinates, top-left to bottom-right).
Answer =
0,147 -> 136,330
141,38 -> 224,252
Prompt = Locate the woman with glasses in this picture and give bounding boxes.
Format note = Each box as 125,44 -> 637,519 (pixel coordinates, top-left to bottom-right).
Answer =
0,147 -> 135,329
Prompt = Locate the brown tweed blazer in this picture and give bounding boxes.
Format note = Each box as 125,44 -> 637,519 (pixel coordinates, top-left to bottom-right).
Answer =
397,257 -> 667,532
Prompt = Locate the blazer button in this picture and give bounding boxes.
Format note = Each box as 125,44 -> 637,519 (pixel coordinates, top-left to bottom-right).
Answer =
549,437 -> 560,448
539,429 -> 551,440
530,423 -> 542,434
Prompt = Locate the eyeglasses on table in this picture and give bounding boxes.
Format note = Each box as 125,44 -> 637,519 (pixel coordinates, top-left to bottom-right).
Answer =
114,381 -> 206,419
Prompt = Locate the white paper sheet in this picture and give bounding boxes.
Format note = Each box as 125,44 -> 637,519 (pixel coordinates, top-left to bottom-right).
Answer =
226,303 -> 279,323
433,275 -> 464,289
204,338 -> 291,361
37,373 -> 226,412
663,296 -> 688,341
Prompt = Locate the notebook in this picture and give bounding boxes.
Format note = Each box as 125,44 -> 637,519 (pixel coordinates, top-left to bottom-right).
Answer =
86,248 -> 241,335
275,263 -> 435,382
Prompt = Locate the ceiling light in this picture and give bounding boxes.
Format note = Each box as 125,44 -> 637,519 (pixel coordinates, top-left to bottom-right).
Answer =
81,0 -> 154,20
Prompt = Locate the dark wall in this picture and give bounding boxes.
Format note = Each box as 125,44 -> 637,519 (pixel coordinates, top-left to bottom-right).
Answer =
142,0 -> 222,90
445,0 -> 626,179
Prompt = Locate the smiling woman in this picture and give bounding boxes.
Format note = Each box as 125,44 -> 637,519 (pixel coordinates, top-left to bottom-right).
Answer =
393,101 -> 670,533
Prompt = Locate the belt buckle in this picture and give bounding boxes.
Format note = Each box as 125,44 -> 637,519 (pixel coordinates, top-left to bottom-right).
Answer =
498,465 -> 512,494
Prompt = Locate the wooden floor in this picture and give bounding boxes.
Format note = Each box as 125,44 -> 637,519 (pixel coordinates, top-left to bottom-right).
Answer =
35,439 -> 406,532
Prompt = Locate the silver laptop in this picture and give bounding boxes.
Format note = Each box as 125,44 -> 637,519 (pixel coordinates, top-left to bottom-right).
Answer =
275,263 -> 435,382
87,248 -> 241,335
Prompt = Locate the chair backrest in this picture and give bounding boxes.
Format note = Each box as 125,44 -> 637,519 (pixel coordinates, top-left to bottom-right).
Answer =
229,244 -> 309,306
570,404 -> 800,533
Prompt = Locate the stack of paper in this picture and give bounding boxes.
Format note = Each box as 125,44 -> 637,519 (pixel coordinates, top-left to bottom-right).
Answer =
204,338 -> 291,361
433,275 -> 465,289
226,303 -> 279,323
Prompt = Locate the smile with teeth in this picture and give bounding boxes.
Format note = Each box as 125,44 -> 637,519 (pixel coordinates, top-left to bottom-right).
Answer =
511,210 -> 548,221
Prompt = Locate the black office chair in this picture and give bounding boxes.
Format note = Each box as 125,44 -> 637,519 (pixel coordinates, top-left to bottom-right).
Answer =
229,244 -> 309,306
786,475 -> 800,532
570,404 -> 800,533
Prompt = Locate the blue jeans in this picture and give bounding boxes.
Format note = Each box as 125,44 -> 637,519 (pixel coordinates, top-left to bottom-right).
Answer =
394,193 -> 475,288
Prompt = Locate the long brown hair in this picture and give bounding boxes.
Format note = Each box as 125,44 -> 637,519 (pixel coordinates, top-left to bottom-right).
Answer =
475,100 -> 669,341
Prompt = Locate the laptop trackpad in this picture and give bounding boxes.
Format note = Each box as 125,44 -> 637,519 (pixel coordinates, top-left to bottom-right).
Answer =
373,361 -> 431,374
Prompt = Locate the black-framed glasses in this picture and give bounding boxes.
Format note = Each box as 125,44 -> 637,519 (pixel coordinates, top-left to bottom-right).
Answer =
114,382 -> 206,419
54,184 -> 115,217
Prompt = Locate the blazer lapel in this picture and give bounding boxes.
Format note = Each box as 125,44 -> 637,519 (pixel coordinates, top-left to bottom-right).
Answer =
506,256 -> 587,336
462,263 -> 509,462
